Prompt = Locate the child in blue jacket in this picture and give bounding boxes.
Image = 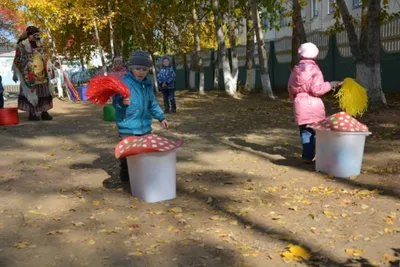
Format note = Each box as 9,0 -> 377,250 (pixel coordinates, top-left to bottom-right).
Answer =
112,50 -> 169,181
157,56 -> 176,113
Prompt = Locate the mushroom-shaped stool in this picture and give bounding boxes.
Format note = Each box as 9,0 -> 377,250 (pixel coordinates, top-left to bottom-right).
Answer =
309,112 -> 371,178
115,134 -> 184,203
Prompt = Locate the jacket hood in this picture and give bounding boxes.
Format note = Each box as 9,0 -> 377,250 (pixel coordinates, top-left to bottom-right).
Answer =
291,59 -> 317,87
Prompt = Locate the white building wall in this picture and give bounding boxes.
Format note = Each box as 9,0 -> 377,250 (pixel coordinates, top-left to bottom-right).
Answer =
262,0 -> 400,41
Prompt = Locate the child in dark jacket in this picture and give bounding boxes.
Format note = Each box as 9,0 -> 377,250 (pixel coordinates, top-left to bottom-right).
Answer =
157,56 -> 176,113
0,75 -> 4,108
112,50 -> 169,181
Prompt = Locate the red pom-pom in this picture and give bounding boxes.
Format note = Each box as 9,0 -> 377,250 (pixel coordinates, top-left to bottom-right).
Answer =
86,76 -> 130,105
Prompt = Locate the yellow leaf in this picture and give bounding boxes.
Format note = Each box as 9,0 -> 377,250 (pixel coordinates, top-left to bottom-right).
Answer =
345,248 -> 364,257
28,210 -> 47,216
14,242 -> 30,249
168,226 -> 175,232
323,210 -> 336,217
210,216 -> 227,221
92,200 -> 100,206
156,239 -> 169,244
288,244 -> 311,259
384,217 -> 394,225
168,207 -> 182,213
281,245 -> 311,261
87,239 -> 96,245
128,251 -> 143,256
361,204 -> 369,210
229,220 -> 238,226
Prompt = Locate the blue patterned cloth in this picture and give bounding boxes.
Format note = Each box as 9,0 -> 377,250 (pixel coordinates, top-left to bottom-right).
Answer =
157,60 -> 176,90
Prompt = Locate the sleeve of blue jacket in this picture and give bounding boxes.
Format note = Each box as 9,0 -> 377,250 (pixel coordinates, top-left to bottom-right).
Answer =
156,71 -> 162,85
166,68 -> 176,85
112,94 -> 125,110
149,91 -> 165,122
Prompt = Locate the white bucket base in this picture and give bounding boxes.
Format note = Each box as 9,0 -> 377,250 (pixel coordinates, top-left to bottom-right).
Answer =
127,151 -> 177,203
315,130 -> 371,178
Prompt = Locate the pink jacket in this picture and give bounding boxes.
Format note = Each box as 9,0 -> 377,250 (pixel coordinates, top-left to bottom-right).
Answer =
288,59 -> 332,126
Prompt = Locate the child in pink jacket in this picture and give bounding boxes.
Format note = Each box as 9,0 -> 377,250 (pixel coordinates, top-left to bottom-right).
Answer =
288,42 -> 342,163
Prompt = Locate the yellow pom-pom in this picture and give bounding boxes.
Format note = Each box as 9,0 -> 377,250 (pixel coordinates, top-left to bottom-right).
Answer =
335,78 -> 368,117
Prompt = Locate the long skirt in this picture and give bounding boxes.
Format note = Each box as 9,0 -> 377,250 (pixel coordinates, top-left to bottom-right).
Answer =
18,83 -> 53,114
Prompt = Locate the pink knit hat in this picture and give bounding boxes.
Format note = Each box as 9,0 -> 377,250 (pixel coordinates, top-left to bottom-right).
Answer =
298,42 -> 319,59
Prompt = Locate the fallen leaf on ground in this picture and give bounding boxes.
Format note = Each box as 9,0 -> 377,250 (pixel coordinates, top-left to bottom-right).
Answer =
47,229 -> 70,235
87,239 -> 95,245
128,224 -> 140,229
72,221 -> 84,227
92,200 -> 100,206
323,210 -> 336,217
14,242 -> 31,249
168,207 -> 182,213
384,217 -> 394,225
281,244 -> 311,261
383,253 -> 396,263
361,204 -> 369,210
168,226 -> 175,232
345,248 -> 364,257
28,210 -> 47,216
210,216 -> 227,221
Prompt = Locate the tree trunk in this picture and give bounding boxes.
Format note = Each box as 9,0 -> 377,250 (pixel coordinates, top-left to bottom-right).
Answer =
108,0 -> 115,59
44,22 -> 64,98
80,57 -> 85,72
93,17 -> 107,75
150,52 -> 159,93
291,11 -> 299,70
192,3 -> 205,94
292,0 -> 307,44
228,0 -> 238,94
213,52 -> 219,90
245,1 -> 256,92
213,0 -> 235,96
336,0 -> 387,108
251,0 -> 274,98
336,0 -> 362,61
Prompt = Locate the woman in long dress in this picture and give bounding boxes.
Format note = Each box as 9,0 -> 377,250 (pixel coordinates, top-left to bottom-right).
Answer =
12,26 -> 53,121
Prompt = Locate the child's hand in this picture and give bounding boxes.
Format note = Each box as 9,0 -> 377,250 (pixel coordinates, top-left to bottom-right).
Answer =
161,119 -> 169,129
330,81 -> 343,88
122,98 -> 130,106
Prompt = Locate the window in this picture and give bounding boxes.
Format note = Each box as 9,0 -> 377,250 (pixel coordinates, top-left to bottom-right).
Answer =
261,18 -> 269,30
328,0 -> 335,14
311,0 -> 319,17
353,0 -> 362,8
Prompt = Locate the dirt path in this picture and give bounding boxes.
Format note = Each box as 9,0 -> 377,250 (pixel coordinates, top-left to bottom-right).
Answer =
0,93 -> 399,267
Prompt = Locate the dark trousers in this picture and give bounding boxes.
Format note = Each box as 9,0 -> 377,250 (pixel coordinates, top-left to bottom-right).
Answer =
119,133 -> 149,181
0,92 -> 3,109
161,89 -> 176,112
299,125 -> 316,161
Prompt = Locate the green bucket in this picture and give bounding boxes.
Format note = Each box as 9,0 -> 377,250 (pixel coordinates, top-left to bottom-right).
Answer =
103,104 -> 116,121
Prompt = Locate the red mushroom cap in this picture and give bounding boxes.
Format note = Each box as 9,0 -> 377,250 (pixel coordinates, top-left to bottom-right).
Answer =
309,112 -> 369,132
115,134 -> 184,159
